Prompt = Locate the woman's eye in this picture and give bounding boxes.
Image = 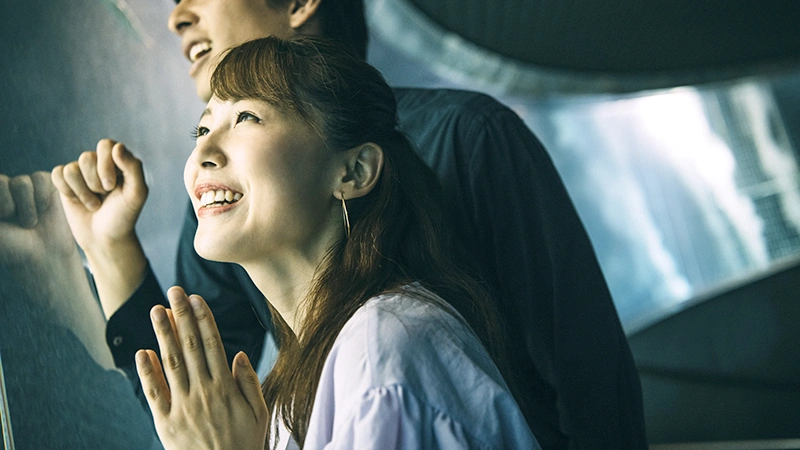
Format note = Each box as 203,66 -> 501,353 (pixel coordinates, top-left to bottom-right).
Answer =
236,111 -> 260,124
191,126 -> 210,139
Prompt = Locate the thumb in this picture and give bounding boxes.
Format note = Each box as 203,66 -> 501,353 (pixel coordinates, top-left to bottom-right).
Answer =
232,352 -> 267,421
110,142 -> 148,202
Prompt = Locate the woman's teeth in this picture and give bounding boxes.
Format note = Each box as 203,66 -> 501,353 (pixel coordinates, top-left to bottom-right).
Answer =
200,189 -> 242,207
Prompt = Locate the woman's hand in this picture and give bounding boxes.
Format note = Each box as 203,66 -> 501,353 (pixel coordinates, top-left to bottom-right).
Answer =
136,287 -> 268,450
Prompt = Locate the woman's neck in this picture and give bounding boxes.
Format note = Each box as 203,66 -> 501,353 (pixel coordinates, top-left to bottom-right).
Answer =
240,230 -> 341,336
241,257 -> 317,336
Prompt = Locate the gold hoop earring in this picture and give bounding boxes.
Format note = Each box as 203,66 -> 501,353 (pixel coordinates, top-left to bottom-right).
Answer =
341,192 -> 351,239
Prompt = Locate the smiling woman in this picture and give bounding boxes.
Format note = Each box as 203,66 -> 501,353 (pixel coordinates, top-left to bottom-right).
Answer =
123,36 -> 538,449
185,98 -> 341,272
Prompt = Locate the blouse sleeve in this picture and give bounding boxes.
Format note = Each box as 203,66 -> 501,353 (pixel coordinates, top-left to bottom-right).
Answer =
322,385 -> 532,450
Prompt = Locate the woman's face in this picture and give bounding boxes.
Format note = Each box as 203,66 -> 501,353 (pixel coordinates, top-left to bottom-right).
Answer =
184,96 -> 343,265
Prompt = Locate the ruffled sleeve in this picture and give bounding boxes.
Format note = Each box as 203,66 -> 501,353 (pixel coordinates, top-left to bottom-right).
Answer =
317,384 -> 528,450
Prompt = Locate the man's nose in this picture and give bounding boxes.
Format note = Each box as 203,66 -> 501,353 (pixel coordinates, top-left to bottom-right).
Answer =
168,0 -> 197,35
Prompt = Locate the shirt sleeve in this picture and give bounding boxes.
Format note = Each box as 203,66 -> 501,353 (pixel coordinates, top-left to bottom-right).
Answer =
105,262 -> 168,372
326,385 -> 499,450
103,261 -> 168,408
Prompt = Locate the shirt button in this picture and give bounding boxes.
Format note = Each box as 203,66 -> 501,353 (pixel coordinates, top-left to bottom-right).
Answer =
112,336 -> 124,347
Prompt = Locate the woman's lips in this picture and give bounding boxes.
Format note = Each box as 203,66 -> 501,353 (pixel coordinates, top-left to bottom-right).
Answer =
195,187 -> 243,219
197,200 -> 239,218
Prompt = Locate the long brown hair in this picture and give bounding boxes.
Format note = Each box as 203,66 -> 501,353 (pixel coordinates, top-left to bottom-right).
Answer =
211,36 -> 521,447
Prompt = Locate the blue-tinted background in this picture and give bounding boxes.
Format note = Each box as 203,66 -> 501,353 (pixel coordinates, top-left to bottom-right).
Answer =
2,0 -> 800,446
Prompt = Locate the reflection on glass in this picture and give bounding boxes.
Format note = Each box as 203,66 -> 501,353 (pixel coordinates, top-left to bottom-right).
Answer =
513,79 -> 800,333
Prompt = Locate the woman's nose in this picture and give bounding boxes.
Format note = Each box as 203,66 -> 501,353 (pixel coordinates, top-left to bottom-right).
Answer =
191,137 -> 227,169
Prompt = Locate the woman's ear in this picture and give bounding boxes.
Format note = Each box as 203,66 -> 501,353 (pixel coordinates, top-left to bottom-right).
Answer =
288,0 -> 322,31
336,143 -> 384,200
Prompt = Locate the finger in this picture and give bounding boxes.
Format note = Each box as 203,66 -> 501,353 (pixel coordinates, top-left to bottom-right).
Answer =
167,286 -> 211,383
9,175 -> 37,228
77,151 -> 105,194
50,165 -> 76,201
151,304 -> 189,394
188,294 -> 229,380
0,175 -> 14,220
61,161 -> 101,211
136,349 -> 171,417
30,171 -> 56,214
96,139 -> 119,191
232,352 -> 267,421
111,143 -> 148,202
166,308 -> 179,348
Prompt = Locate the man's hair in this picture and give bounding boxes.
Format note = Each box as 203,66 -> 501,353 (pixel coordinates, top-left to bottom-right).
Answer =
266,0 -> 368,59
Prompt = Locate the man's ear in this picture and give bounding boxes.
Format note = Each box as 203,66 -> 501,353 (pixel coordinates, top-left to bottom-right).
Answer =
336,143 -> 384,200
288,0 -> 322,31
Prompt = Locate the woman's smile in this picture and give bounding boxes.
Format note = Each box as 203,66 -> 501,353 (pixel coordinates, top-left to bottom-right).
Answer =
195,185 -> 244,218
196,196 -> 241,218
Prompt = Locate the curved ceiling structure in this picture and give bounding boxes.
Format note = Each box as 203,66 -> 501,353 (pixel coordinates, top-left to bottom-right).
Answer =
366,0 -> 800,95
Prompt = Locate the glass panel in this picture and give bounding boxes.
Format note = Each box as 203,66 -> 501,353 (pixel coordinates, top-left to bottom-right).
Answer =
506,79 -> 800,332
0,1 -> 189,447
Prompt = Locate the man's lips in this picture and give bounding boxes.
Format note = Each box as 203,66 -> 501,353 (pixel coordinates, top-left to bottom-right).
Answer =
185,40 -> 212,77
189,51 -> 211,78
183,39 -> 211,62
188,41 -> 211,62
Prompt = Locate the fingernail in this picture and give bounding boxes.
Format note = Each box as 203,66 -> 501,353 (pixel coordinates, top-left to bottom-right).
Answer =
189,296 -> 203,311
135,351 -> 148,364
237,352 -> 250,366
151,307 -> 168,322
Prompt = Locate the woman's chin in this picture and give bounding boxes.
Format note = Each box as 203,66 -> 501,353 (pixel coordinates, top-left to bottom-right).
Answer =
194,238 -> 237,264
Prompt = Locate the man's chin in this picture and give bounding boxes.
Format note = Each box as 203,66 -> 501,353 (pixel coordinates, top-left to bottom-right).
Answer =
194,72 -> 212,102
197,84 -> 213,103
